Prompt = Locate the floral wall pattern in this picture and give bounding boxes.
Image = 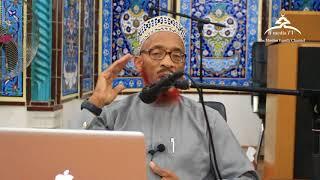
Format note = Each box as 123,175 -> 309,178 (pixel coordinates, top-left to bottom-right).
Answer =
180,0 -> 259,86
0,0 -> 23,97
282,0 -> 320,11
102,0 -> 259,88
82,0 -> 94,93
272,0 -> 320,26
62,0 -> 79,96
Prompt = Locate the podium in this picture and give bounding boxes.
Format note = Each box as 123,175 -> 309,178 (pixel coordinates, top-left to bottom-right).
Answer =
264,11 -> 320,180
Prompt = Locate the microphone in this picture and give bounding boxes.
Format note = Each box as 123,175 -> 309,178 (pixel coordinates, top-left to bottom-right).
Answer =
148,144 -> 166,160
139,71 -> 184,104
174,79 -> 190,90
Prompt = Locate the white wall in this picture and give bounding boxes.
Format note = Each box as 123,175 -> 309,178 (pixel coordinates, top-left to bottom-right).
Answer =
0,106 -> 28,128
0,94 -> 262,146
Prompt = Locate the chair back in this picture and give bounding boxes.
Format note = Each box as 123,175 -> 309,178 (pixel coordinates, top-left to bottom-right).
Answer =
203,101 -> 227,121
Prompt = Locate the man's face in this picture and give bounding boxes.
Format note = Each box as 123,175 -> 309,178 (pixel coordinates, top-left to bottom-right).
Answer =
135,31 -> 185,84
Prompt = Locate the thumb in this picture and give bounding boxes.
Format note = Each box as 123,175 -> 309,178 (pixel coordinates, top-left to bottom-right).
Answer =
113,84 -> 126,94
149,161 -> 170,177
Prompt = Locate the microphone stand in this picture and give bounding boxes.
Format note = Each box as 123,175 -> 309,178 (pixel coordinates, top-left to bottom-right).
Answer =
189,82 -> 320,180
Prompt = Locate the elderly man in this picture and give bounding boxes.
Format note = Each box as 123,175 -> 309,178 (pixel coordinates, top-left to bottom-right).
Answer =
81,16 -> 259,180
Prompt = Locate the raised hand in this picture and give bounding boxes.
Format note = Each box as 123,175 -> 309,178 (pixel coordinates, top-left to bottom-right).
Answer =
89,54 -> 133,108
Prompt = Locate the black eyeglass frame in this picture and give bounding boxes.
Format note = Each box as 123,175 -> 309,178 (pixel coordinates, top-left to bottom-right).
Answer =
140,48 -> 186,63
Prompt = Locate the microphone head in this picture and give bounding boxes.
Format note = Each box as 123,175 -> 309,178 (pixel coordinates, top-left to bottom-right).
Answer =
157,144 -> 166,152
171,70 -> 184,79
139,86 -> 158,104
175,79 -> 190,90
139,71 -> 185,104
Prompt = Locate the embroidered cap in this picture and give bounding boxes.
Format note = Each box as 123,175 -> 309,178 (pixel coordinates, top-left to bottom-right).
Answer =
136,16 -> 186,54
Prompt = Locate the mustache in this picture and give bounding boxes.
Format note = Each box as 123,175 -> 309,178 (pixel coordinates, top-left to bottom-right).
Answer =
157,67 -> 174,75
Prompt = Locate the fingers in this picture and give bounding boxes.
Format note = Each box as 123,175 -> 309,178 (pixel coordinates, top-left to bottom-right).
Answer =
101,72 -> 113,85
103,54 -> 133,76
101,84 -> 125,105
99,54 -> 133,86
113,83 -> 125,94
149,161 -> 171,178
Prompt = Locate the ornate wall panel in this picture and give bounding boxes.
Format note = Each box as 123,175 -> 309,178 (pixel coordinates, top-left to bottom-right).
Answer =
271,0 -> 281,26
180,0 -> 259,86
81,0 -> 94,95
62,0 -> 79,97
0,0 -> 23,97
282,0 -> 320,11
272,0 -> 319,27
101,0 -> 259,88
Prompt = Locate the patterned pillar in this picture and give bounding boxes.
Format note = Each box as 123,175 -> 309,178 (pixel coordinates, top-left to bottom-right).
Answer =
27,0 -> 62,111
30,0 -> 52,101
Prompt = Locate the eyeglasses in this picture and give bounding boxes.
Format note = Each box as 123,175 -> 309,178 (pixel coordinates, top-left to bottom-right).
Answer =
140,48 -> 186,63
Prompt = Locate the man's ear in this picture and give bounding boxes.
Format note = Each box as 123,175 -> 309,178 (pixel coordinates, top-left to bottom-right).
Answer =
134,56 -> 143,72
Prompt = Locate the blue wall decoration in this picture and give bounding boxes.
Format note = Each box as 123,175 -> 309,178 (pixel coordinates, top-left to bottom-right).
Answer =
101,0 -> 168,89
82,0 -> 94,93
0,0 -> 23,97
180,0 -> 259,86
282,0 -> 320,11
271,0 -> 282,26
272,0 -> 320,26
62,0 -> 79,96
101,0 -> 258,88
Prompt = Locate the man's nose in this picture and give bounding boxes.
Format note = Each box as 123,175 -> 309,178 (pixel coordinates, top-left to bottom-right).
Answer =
159,54 -> 175,68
